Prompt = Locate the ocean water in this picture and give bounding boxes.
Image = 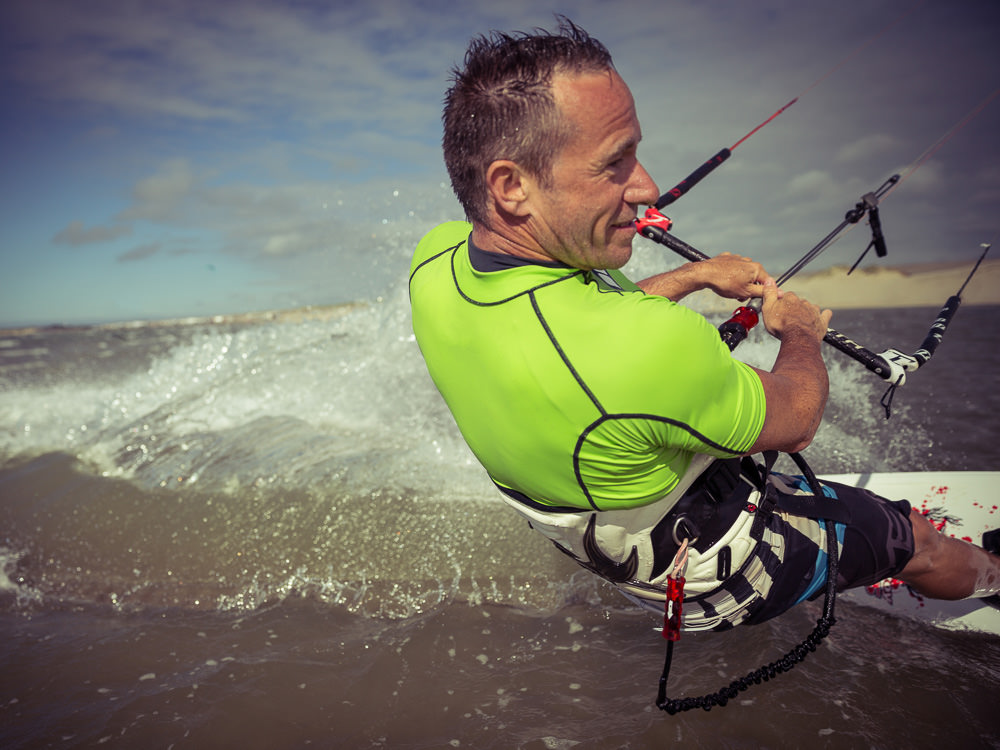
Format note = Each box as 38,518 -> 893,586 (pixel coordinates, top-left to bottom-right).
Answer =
1,276 -> 999,748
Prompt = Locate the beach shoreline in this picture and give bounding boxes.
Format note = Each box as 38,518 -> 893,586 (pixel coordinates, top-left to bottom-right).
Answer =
3,259 -> 997,335
0,302 -> 367,337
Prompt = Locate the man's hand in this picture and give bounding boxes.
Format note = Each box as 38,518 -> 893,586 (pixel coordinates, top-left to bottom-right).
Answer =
748,279 -> 833,455
700,252 -> 775,301
758,278 -> 832,342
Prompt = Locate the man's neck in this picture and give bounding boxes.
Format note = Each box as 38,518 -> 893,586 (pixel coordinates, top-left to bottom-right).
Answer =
470,224 -> 557,265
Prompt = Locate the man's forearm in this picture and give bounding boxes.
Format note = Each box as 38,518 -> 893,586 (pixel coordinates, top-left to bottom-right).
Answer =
636,263 -> 707,301
750,329 -> 829,454
636,253 -> 772,302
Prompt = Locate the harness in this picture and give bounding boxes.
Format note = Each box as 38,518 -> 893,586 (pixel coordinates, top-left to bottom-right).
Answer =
498,449 -> 850,712
497,451 -> 847,630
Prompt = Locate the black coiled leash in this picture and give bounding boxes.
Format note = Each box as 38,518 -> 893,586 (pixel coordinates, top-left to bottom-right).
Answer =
656,452 -> 840,714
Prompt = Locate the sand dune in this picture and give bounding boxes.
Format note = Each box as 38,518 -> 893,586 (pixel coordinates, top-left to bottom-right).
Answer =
783,258 -> 999,310
688,258 -> 999,312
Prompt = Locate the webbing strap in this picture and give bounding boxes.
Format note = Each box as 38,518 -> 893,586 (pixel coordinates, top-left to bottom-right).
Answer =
772,490 -> 852,524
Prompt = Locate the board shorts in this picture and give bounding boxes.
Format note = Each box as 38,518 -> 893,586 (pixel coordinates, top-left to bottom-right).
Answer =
745,475 -> 916,625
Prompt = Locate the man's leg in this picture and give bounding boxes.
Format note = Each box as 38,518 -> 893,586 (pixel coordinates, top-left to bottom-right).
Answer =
898,509 -> 1000,599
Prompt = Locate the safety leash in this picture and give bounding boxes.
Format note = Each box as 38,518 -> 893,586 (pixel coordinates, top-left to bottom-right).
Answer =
656,453 -> 840,714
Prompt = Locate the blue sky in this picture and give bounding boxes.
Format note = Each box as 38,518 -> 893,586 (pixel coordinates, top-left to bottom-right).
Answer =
1,0 -> 998,327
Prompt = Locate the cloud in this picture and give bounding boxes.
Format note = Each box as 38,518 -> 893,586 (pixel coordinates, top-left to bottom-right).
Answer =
117,242 -> 161,263
119,159 -> 201,224
52,220 -> 132,246
110,156 -> 452,266
6,0 -> 998,327
2,0 -> 449,138
892,160 -> 946,196
785,169 -> 842,202
836,134 -> 901,164
261,231 -> 310,257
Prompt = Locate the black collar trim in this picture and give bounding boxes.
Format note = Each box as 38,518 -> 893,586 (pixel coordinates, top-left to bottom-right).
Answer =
467,235 -> 572,272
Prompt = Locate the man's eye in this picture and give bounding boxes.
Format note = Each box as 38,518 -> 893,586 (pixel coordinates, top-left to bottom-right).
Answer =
608,151 -> 635,170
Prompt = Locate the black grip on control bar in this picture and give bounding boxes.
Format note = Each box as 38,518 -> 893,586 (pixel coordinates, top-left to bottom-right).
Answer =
822,329 -> 896,380
654,149 -> 731,210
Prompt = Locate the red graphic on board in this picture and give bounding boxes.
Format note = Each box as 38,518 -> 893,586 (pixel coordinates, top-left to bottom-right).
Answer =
865,577 -> 925,607
862,483 -> 984,607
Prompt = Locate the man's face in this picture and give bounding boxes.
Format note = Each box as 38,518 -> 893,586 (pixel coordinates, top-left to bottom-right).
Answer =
527,70 -> 659,270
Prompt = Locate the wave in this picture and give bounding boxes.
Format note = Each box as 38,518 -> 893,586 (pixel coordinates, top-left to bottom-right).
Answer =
2,275 -> 993,618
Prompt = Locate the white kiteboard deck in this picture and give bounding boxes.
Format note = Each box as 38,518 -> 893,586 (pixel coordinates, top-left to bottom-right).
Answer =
822,471 -> 999,635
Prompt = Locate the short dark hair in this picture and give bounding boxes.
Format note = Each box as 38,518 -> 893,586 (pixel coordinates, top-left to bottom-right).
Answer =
442,17 -> 614,226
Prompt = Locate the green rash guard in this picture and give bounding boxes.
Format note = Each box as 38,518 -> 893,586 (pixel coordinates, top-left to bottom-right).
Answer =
409,221 -> 766,512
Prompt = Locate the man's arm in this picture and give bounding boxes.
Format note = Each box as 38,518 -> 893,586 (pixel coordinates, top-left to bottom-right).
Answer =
747,279 -> 832,454
641,254 -> 830,453
636,252 -> 774,301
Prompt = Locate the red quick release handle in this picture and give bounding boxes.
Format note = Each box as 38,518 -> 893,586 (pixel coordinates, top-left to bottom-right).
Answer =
635,206 -> 673,243
663,575 -> 685,641
719,305 -> 760,352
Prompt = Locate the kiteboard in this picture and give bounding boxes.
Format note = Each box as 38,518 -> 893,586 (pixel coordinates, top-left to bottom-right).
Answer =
823,471 -> 1000,635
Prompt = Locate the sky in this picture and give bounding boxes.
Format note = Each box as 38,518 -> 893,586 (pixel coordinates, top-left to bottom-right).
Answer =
1,0 -> 998,327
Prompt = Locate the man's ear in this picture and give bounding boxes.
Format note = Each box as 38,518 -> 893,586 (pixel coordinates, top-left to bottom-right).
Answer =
485,160 -> 534,217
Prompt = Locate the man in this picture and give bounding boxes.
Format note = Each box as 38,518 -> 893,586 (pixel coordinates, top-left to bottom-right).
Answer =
409,19 -> 1000,631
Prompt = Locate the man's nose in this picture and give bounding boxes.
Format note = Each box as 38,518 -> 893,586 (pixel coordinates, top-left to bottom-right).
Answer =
626,161 -> 659,206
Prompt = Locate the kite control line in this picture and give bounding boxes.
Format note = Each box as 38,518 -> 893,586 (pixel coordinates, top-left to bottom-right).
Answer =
639,84 -> 1000,368
856,241 -> 992,416
651,0 -> 926,211
638,174 -> 899,352
640,84 -> 999,266
639,216 -> 990,414
785,174 -> 898,281
654,98 -> 798,210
